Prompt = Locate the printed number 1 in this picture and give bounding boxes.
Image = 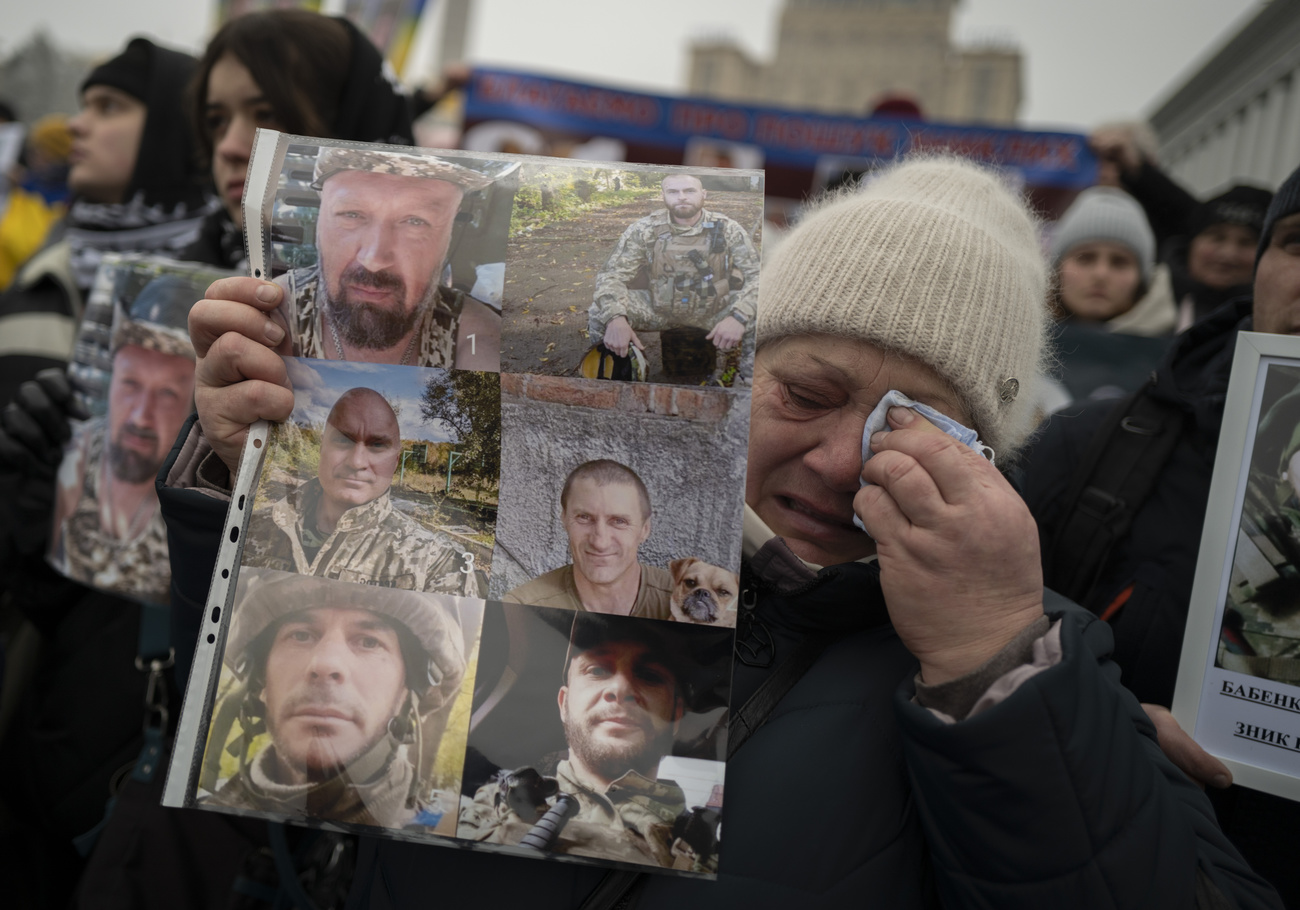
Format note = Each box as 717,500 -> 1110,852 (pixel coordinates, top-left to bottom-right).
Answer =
467,334 -> 476,355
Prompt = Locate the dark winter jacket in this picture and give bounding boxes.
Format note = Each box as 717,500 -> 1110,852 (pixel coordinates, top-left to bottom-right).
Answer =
156,424 -> 1278,909
1023,297 -> 1250,707
1022,297 -> 1300,904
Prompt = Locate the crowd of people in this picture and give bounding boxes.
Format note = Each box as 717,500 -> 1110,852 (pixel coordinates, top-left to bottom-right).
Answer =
0,7 -> 1296,909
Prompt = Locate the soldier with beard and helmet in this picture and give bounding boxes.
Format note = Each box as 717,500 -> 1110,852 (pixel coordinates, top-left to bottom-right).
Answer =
203,569 -> 467,829
271,146 -> 503,371
50,273 -> 197,604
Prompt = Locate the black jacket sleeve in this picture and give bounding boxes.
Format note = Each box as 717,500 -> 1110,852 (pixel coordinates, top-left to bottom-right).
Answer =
1122,160 -> 1203,253
156,412 -> 232,696
894,605 -> 1281,910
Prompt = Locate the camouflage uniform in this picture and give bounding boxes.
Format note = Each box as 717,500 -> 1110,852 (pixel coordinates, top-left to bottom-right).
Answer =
204,737 -> 419,830
588,208 -> 761,372
274,263 -> 478,368
50,416 -> 170,604
200,570 -> 468,830
243,477 -> 476,596
1217,398 -> 1300,683
458,758 -> 713,871
502,563 -> 672,620
1219,485 -> 1300,684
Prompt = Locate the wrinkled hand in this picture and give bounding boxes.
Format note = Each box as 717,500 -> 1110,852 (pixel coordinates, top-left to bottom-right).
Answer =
1143,703 -> 1232,790
190,276 -> 295,475
856,407 -> 1044,685
602,316 -> 643,358
706,315 -> 745,352
0,369 -> 91,556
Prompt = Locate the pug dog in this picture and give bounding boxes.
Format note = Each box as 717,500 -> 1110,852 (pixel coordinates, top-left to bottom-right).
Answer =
669,557 -> 739,627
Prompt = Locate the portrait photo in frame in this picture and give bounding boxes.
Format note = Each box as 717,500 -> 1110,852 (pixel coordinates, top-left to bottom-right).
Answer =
1173,331 -> 1300,802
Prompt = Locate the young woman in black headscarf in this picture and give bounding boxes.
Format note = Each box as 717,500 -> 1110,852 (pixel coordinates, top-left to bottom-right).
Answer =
182,9 -> 415,270
0,37 -> 216,406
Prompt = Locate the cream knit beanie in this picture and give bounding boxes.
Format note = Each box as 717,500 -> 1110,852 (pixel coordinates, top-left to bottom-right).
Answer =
758,155 -> 1050,459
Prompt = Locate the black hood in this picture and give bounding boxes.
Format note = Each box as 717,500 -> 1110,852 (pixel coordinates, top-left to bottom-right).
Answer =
120,37 -> 210,211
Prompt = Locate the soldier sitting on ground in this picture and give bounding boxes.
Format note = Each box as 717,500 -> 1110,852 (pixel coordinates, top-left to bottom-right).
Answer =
588,174 -> 760,379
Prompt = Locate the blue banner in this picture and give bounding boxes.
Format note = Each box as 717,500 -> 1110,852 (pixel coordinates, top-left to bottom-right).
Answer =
464,68 -> 1096,192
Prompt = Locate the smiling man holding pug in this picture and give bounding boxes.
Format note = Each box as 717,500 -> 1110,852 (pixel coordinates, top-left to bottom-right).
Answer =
502,459 -> 673,620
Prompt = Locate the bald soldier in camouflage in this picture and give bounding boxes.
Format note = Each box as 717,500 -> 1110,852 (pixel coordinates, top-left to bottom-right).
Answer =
458,613 -> 718,872
589,174 -> 760,375
202,569 -> 467,829
50,275 -> 199,604
1219,386 -> 1300,683
243,387 -> 476,596
272,147 -> 500,371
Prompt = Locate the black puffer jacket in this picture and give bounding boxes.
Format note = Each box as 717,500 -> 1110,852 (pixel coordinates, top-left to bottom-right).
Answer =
156,432 -> 1277,908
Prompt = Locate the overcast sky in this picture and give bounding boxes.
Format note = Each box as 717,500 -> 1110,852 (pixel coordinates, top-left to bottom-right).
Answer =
2,0 -> 1265,130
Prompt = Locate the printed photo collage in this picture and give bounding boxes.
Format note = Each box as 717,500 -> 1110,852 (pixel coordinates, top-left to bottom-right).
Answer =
163,132 -> 763,876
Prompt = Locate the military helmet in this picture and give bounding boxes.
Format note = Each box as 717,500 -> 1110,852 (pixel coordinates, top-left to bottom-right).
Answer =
226,568 -> 467,714
579,343 -> 648,382
311,145 -> 496,193
111,274 -> 201,360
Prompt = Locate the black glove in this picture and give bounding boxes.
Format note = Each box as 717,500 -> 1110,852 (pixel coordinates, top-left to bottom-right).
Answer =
0,368 -> 90,557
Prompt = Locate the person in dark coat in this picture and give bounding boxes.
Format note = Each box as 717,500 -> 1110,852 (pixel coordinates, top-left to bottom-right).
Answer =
0,16 -> 415,910
1091,124 -> 1272,331
0,38 -> 214,910
1021,162 -> 1300,904
155,155 -> 1280,909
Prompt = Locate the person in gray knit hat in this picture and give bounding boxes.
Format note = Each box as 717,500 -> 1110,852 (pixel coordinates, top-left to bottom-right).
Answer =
172,154 -> 1278,908
1043,186 -> 1174,409
1049,186 -> 1164,328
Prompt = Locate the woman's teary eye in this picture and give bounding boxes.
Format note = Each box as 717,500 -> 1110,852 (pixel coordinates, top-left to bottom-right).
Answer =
783,383 -> 830,411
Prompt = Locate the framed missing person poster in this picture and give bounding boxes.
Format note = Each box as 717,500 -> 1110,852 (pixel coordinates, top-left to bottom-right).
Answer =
1172,331 -> 1300,802
163,131 -> 758,878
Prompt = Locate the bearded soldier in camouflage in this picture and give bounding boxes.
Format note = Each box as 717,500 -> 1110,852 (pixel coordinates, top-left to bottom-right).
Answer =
588,174 -> 760,377
202,569 -> 467,829
243,387 -> 476,596
458,613 -> 720,872
50,275 -> 198,604
273,147 -> 501,371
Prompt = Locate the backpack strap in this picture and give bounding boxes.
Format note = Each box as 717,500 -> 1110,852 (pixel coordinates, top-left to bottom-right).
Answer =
1044,382 -> 1186,607
71,601 -> 173,857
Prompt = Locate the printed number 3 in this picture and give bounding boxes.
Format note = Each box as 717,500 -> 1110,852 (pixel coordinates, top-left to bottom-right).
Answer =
461,552 -> 475,574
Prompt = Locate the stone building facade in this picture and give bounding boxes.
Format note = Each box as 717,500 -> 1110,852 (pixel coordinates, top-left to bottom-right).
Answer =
1150,1 -> 1300,195
687,0 -> 1021,124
